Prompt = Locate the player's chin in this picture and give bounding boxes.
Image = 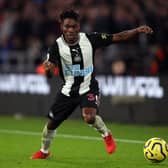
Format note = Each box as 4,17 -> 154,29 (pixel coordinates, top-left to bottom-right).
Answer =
67,36 -> 77,43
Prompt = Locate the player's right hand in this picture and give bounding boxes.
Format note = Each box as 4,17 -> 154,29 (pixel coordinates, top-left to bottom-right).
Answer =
43,60 -> 55,72
43,60 -> 55,78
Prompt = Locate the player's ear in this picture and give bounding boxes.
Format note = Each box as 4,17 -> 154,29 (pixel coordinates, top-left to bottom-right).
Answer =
76,22 -> 80,32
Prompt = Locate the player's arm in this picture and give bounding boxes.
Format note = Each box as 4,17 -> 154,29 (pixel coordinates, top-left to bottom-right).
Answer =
43,41 -> 59,78
43,59 -> 56,78
112,25 -> 153,43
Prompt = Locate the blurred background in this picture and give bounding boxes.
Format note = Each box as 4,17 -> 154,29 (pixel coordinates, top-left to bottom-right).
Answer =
0,0 -> 168,124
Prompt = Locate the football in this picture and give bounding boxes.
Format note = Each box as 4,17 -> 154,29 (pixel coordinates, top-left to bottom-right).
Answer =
143,137 -> 168,163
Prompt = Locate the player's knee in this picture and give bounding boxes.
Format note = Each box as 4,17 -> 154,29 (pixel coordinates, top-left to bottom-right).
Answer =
83,114 -> 95,124
82,107 -> 96,124
47,119 -> 58,130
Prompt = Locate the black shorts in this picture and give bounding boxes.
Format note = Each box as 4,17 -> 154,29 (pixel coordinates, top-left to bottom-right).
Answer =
48,91 -> 100,125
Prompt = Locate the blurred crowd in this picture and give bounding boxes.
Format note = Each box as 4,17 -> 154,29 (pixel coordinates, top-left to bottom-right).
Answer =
0,0 -> 168,75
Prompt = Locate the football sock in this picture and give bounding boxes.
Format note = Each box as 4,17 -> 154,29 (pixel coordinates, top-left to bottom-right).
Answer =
91,115 -> 110,137
41,124 -> 56,153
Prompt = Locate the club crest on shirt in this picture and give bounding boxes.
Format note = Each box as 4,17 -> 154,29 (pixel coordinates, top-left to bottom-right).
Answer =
72,48 -> 81,62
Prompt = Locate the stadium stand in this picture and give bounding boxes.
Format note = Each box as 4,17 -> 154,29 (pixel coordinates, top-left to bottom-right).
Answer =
0,0 -> 167,75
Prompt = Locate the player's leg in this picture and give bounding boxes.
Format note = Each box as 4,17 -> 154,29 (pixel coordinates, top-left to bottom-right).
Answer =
80,93 -> 116,154
31,119 -> 56,159
31,92 -> 79,159
82,107 -> 110,135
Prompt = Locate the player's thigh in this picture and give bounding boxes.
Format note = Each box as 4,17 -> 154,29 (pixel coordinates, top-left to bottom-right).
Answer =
80,92 -> 100,118
48,92 -> 79,121
80,92 -> 100,123
80,92 -> 100,110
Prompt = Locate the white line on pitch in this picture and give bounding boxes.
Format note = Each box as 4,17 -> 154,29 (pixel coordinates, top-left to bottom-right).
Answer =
0,129 -> 145,144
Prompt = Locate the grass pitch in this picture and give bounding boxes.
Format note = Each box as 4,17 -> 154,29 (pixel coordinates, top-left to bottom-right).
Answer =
0,116 -> 168,168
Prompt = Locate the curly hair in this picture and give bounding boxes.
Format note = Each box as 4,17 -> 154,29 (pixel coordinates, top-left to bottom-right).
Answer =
60,9 -> 80,22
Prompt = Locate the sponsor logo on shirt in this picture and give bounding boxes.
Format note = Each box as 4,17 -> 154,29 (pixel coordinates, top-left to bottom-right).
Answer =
64,64 -> 93,76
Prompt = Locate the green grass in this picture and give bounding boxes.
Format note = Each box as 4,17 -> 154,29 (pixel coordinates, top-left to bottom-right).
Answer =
0,116 -> 168,168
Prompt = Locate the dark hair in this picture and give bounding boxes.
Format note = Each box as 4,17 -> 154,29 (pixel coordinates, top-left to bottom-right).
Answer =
60,10 -> 80,22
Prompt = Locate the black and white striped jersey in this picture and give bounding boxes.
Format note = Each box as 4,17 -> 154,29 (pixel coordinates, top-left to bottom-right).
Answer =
47,32 -> 113,97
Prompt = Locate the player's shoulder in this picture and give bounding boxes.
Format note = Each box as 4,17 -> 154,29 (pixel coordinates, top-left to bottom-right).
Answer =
48,39 -> 59,52
85,32 -> 103,38
56,35 -> 62,43
78,32 -> 92,42
84,32 -> 97,36
80,32 -> 98,40
79,32 -> 87,38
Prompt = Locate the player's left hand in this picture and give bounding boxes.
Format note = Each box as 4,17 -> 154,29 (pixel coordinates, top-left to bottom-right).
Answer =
136,25 -> 153,34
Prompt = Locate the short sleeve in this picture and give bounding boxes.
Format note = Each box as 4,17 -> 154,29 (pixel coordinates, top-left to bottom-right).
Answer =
86,32 -> 113,48
46,41 -> 59,64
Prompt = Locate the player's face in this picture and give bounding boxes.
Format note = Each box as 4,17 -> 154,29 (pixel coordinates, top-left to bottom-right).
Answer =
61,18 -> 80,44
